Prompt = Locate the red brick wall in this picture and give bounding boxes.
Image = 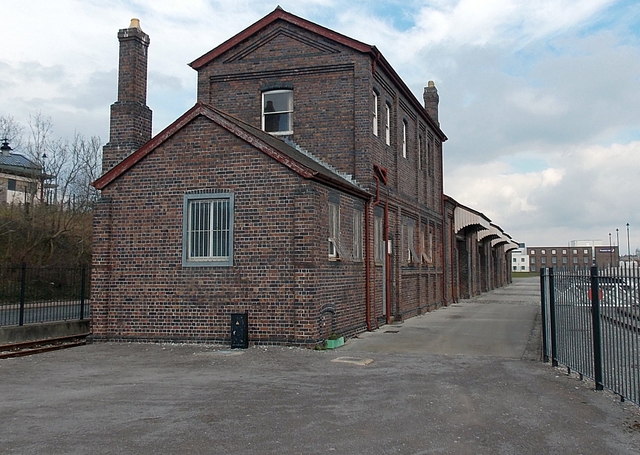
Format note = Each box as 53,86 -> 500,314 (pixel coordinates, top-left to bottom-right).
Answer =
93,115 -> 367,345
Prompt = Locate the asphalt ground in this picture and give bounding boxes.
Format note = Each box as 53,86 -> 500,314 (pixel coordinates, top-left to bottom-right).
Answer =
1,277 -> 640,454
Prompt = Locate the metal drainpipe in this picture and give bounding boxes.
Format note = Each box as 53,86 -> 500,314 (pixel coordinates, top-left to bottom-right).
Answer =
364,198 -> 372,331
370,174 -> 382,330
384,192 -> 391,324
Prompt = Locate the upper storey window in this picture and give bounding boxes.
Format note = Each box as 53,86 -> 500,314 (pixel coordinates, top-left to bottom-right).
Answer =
262,90 -> 293,135
385,103 -> 391,145
372,91 -> 379,136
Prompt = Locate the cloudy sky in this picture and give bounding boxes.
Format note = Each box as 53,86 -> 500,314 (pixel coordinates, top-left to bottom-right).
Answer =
3,0 -> 639,252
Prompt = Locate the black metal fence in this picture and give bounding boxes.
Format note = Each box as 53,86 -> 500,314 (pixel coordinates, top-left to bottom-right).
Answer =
0,264 -> 90,327
541,265 -> 640,405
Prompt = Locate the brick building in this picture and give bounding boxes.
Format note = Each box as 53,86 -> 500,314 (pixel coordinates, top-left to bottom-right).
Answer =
0,139 -> 47,205
92,8 -> 515,345
527,244 -> 619,271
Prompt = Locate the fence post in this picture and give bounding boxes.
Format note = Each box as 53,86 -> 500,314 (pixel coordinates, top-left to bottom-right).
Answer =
590,265 -> 604,391
18,263 -> 26,326
540,267 -> 549,362
548,267 -> 558,367
79,265 -> 86,320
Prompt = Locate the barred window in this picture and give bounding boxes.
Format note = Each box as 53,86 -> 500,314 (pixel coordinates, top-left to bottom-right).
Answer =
183,193 -> 233,266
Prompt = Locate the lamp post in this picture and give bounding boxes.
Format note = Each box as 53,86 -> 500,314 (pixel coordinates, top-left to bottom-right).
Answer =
627,223 -> 631,260
40,153 -> 47,203
609,232 -> 613,267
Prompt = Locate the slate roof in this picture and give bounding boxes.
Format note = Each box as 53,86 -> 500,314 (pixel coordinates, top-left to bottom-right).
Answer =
0,152 -> 43,178
94,103 -> 370,199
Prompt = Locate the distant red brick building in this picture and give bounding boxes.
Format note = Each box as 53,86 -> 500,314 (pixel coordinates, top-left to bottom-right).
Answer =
91,8 -> 516,345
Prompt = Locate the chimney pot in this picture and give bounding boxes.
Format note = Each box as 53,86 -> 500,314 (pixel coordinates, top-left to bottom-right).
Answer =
129,18 -> 141,29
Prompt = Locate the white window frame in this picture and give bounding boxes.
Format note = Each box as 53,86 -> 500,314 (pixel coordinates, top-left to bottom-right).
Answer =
262,89 -> 293,135
374,213 -> 384,264
328,202 -> 340,259
385,103 -> 391,146
183,193 -> 234,267
352,210 -> 363,261
402,120 -> 407,158
405,221 -> 417,264
372,91 -> 379,136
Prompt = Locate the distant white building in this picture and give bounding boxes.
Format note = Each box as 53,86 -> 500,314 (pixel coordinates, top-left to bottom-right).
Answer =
511,243 -> 530,272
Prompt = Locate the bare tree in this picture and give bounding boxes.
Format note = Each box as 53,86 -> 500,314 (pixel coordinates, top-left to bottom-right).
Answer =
0,115 -> 24,149
0,113 -> 101,265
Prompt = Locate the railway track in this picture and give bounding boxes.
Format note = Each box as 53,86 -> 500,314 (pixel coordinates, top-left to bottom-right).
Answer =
0,333 -> 90,359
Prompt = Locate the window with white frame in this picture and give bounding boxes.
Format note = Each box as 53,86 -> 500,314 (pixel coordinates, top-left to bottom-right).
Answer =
328,202 -> 340,259
421,224 -> 434,264
403,220 -> 417,264
374,212 -> 384,264
385,103 -> 391,145
402,120 -> 407,158
262,90 -> 293,134
183,193 -> 233,266
372,91 -> 379,136
352,210 -> 363,261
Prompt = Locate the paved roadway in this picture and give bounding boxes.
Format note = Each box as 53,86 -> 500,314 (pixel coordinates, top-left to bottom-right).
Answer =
1,277 -> 639,454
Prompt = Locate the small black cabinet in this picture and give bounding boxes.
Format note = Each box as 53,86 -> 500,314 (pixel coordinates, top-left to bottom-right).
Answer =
230,312 -> 249,348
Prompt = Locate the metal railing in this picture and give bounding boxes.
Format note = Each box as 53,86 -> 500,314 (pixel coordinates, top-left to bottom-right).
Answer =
541,265 -> 640,405
0,264 -> 90,327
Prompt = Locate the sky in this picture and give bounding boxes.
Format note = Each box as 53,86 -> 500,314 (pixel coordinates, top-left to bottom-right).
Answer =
2,0 -> 639,253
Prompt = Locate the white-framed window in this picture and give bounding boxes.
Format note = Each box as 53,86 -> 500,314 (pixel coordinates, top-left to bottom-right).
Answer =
403,220 -> 417,264
183,193 -> 233,267
328,202 -> 340,259
372,91 -> 379,136
402,120 -> 407,158
530,249 -> 536,255
541,249 -> 546,254
385,103 -> 391,146
262,90 -> 293,135
551,249 -> 556,254
584,249 -> 589,254
374,212 -> 384,264
573,249 -> 577,254
421,224 -> 433,264
352,211 -> 363,261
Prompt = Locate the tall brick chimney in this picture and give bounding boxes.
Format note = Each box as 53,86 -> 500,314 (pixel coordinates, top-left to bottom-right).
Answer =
102,18 -> 152,172
423,81 -> 439,125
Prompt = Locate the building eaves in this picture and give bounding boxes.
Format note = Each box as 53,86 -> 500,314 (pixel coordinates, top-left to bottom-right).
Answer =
93,103 -> 370,199
188,7 -> 446,141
